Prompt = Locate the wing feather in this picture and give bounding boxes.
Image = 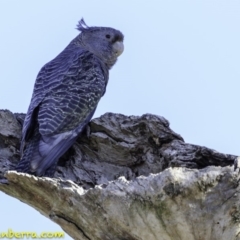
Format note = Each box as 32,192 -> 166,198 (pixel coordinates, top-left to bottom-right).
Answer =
18,44 -> 108,176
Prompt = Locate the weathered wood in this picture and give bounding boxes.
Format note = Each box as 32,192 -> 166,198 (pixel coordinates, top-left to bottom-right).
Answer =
0,109 -> 239,240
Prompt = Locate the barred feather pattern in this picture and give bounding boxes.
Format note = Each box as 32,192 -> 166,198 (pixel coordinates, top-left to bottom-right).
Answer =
16,45 -> 108,176
16,19 -> 123,177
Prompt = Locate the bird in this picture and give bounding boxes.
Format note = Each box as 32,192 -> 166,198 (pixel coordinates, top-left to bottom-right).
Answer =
16,18 -> 124,177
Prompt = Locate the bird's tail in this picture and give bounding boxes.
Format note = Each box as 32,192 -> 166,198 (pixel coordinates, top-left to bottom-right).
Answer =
15,133 -> 41,174
16,131 -> 78,177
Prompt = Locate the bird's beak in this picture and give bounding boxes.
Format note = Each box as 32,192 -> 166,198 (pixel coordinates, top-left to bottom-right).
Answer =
113,41 -> 124,57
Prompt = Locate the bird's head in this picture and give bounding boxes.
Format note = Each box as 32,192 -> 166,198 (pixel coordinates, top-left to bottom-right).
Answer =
76,19 -> 124,69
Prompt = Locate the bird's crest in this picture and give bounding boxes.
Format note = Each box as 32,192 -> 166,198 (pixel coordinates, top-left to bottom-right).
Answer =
76,18 -> 89,32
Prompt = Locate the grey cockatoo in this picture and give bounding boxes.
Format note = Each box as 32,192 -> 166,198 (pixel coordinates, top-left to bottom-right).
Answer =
16,19 -> 124,177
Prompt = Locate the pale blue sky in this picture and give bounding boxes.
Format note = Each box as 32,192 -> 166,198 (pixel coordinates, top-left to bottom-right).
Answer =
0,1 -> 240,239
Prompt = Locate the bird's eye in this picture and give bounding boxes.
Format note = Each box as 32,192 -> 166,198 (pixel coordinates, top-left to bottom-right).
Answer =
105,34 -> 111,39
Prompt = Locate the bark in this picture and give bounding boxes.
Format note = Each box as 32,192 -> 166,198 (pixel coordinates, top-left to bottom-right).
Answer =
0,109 -> 239,240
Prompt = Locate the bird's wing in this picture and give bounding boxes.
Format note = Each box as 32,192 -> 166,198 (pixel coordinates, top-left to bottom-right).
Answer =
21,47 -> 107,154
33,49 -> 106,175
31,106 -> 97,176
38,52 -> 107,136
19,47 -> 108,176
21,46 -> 82,153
